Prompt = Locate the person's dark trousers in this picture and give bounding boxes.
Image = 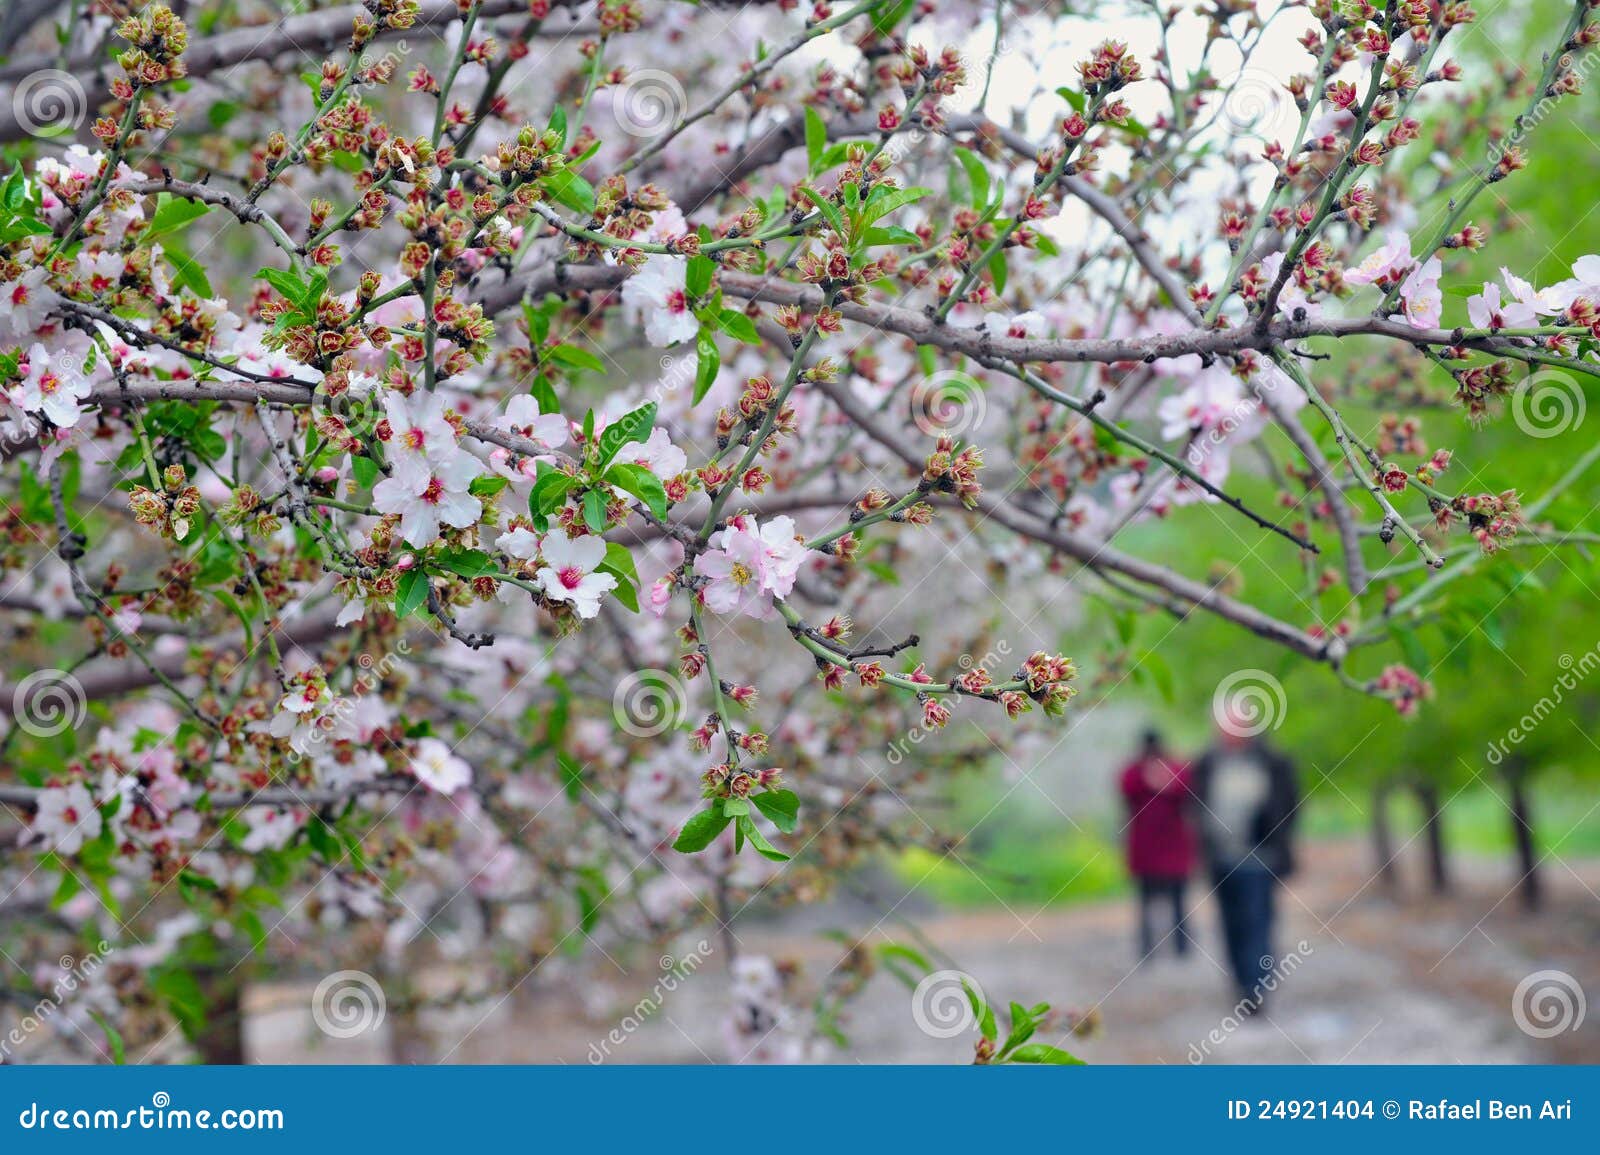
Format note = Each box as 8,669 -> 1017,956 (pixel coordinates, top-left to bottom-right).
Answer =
1136,875 -> 1190,958
1211,862 -> 1275,1003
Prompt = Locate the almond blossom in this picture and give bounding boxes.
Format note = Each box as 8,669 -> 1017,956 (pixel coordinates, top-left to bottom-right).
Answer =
621,255 -> 699,347
534,528 -> 616,619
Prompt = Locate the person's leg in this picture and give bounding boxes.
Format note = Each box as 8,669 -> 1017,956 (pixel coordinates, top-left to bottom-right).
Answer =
1212,868 -> 1251,996
1136,876 -> 1156,958
1170,877 -> 1191,956
1239,868 -> 1276,1007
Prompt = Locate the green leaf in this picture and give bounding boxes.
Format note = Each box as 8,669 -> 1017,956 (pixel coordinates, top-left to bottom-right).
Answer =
605,462 -> 670,521
965,978 -> 996,1040
1007,1042 -> 1084,1065
952,146 -> 991,210
529,372 -> 561,415
469,474 -> 509,498
999,1001 -> 1037,1056
737,813 -> 790,862
602,541 -> 640,587
436,548 -> 496,578
717,308 -> 762,345
163,242 -> 214,298
804,106 -> 827,173
396,568 -> 430,618
89,1010 -> 126,1065
597,542 -> 640,611
547,343 -> 606,374
863,225 -> 921,248
686,254 -> 715,299
582,488 -> 607,532
547,103 -> 568,148
2,168 -> 27,211
559,752 -> 583,802
673,806 -> 732,853
860,185 -> 930,226
797,186 -> 845,237
871,0 -> 916,35
693,327 -> 721,404
604,573 -> 639,612
351,455 -> 379,491
531,466 -> 576,516
721,798 -> 751,817
751,788 -> 800,833
596,401 -> 657,467
545,168 -> 596,215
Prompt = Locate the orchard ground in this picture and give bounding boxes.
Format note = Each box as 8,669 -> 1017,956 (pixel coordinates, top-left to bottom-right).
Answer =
242,837 -> 1600,1064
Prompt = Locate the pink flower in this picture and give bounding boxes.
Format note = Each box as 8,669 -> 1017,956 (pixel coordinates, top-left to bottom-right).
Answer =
30,783 -> 101,855
757,516 -> 811,598
11,345 -> 91,429
621,255 -> 698,347
1398,256 -> 1442,330
373,450 -> 483,546
1343,231 -> 1413,286
493,394 -> 568,452
384,390 -> 462,488
410,737 -> 472,795
695,522 -> 771,618
1,269 -> 61,342
613,426 -> 687,479
534,528 -> 616,619
1500,266 -> 1566,316
1466,281 -> 1536,330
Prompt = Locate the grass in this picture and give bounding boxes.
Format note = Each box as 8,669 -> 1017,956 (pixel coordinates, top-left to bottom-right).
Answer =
895,779 -> 1600,910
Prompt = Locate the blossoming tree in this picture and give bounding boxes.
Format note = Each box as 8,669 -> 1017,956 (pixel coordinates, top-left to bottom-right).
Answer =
1,0 -> 1597,1062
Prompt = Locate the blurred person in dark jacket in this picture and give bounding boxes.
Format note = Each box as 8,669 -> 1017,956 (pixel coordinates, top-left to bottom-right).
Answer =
1118,728 -> 1196,960
1189,711 -> 1299,1014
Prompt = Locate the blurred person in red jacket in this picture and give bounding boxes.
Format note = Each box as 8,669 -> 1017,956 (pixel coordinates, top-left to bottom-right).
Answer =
1118,728 -> 1196,959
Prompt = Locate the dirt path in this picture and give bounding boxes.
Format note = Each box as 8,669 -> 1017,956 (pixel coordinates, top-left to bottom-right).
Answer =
248,840 -> 1600,1064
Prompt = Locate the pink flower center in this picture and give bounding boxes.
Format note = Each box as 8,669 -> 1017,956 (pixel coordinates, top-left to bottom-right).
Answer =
403,428 -> 426,450
557,565 -> 583,590
11,284 -> 28,307
729,561 -> 753,587
38,371 -> 60,396
666,289 -> 688,315
421,477 -> 445,505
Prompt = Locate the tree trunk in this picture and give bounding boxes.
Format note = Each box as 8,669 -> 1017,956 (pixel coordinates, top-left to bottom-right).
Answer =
1508,775 -> 1541,910
1371,782 -> 1399,894
388,1000 -> 431,1063
191,968 -> 245,1064
1415,782 -> 1450,894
